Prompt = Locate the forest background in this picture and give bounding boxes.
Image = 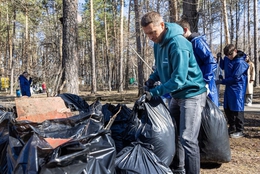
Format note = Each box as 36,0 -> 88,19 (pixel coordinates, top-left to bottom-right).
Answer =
0,0 -> 260,97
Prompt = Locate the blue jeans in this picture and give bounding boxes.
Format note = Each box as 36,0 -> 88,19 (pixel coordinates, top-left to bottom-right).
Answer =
169,92 -> 206,174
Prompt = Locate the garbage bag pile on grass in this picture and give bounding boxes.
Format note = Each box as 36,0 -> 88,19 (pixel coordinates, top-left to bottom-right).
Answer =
0,93 -> 231,174
0,98 -> 116,174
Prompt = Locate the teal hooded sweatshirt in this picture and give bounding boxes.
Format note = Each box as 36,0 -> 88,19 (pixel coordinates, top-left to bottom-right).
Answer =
149,22 -> 207,98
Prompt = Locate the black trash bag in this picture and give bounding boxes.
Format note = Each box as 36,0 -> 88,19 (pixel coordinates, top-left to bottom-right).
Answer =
6,135 -> 24,174
102,104 -> 132,153
123,96 -> 176,166
10,133 -> 53,174
115,142 -> 173,174
0,111 -> 15,174
58,93 -> 89,112
40,130 -> 116,174
199,97 -> 231,163
6,100 -> 114,174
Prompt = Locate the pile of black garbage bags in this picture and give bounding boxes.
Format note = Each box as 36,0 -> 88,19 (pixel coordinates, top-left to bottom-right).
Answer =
0,94 -> 231,174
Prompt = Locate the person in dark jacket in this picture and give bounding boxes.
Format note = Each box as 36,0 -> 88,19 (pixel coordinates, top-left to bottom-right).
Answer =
216,44 -> 249,138
19,71 -> 32,97
141,11 -> 207,174
177,19 -> 218,106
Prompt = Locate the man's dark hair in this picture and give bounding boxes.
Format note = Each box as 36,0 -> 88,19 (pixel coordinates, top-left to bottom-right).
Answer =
176,18 -> 191,30
224,44 -> 236,56
141,11 -> 162,27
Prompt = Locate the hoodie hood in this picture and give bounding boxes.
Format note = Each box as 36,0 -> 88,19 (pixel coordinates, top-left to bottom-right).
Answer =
159,22 -> 184,46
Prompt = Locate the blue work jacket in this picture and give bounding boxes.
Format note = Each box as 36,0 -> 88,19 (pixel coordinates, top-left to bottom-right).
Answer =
219,51 -> 249,111
188,34 -> 218,106
19,75 -> 32,97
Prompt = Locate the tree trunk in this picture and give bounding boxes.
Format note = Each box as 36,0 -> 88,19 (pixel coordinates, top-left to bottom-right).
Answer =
242,0 -> 246,51
220,12 -> 223,52
229,0 -> 234,43
118,0 -> 124,92
125,0 -> 132,90
90,0 -> 96,94
208,0 -> 212,50
169,0 -> 178,22
10,7 -> 16,95
104,0 -> 111,91
134,0 -> 144,96
25,9 -> 29,71
253,0 -> 259,87
235,1 -> 238,47
183,0 -> 199,32
247,0 -> 251,56
222,0 -> 230,45
62,0 -> 79,94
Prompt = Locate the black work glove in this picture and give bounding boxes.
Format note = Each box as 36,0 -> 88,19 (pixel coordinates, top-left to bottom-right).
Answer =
29,77 -> 32,81
215,80 -> 222,85
144,79 -> 156,89
217,52 -> 222,58
144,91 -> 152,101
219,75 -> 223,80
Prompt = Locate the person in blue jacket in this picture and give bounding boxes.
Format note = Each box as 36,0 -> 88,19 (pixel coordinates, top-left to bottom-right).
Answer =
19,71 -> 32,97
141,11 -> 207,174
216,44 -> 249,138
177,19 -> 218,106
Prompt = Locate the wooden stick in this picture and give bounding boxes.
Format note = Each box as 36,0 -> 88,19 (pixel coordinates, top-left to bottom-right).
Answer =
105,105 -> 122,130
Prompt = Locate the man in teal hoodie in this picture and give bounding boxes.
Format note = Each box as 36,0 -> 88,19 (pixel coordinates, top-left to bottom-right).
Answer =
141,11 -> 207,174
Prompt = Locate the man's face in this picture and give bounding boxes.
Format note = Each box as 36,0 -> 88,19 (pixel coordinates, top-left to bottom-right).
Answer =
245,56 -> 249,62
142,22 -> 165,43
23,73 -> 28,77
227,49 -> 237,60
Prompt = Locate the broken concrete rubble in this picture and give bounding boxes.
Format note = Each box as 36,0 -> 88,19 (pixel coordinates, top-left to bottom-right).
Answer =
15,97 -> 74,122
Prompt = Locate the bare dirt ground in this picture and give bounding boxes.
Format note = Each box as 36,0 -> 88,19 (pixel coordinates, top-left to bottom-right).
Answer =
0,86 -> 259,174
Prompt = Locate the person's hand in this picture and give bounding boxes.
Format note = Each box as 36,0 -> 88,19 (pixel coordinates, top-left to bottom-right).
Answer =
217,52 -> 222,58
144,79 -> 155,89
215,80 -> 222,85
205,84 -> 210,95
219,75 -> 223,80
29,77 -> 32,81
144,91 -> 152,101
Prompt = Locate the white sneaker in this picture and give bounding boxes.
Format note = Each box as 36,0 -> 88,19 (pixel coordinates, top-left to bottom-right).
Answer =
247,103 -> 252,106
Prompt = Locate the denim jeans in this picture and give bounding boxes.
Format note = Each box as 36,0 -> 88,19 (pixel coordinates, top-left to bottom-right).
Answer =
169,92 -> 206,174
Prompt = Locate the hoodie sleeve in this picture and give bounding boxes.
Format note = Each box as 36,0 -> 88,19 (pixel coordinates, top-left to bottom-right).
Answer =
149,48 -> 190,96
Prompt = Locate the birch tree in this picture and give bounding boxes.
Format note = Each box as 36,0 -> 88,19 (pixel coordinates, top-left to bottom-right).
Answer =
90,0 -> 96,94
222,0 -> 230,45
118,0 -> 124,92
